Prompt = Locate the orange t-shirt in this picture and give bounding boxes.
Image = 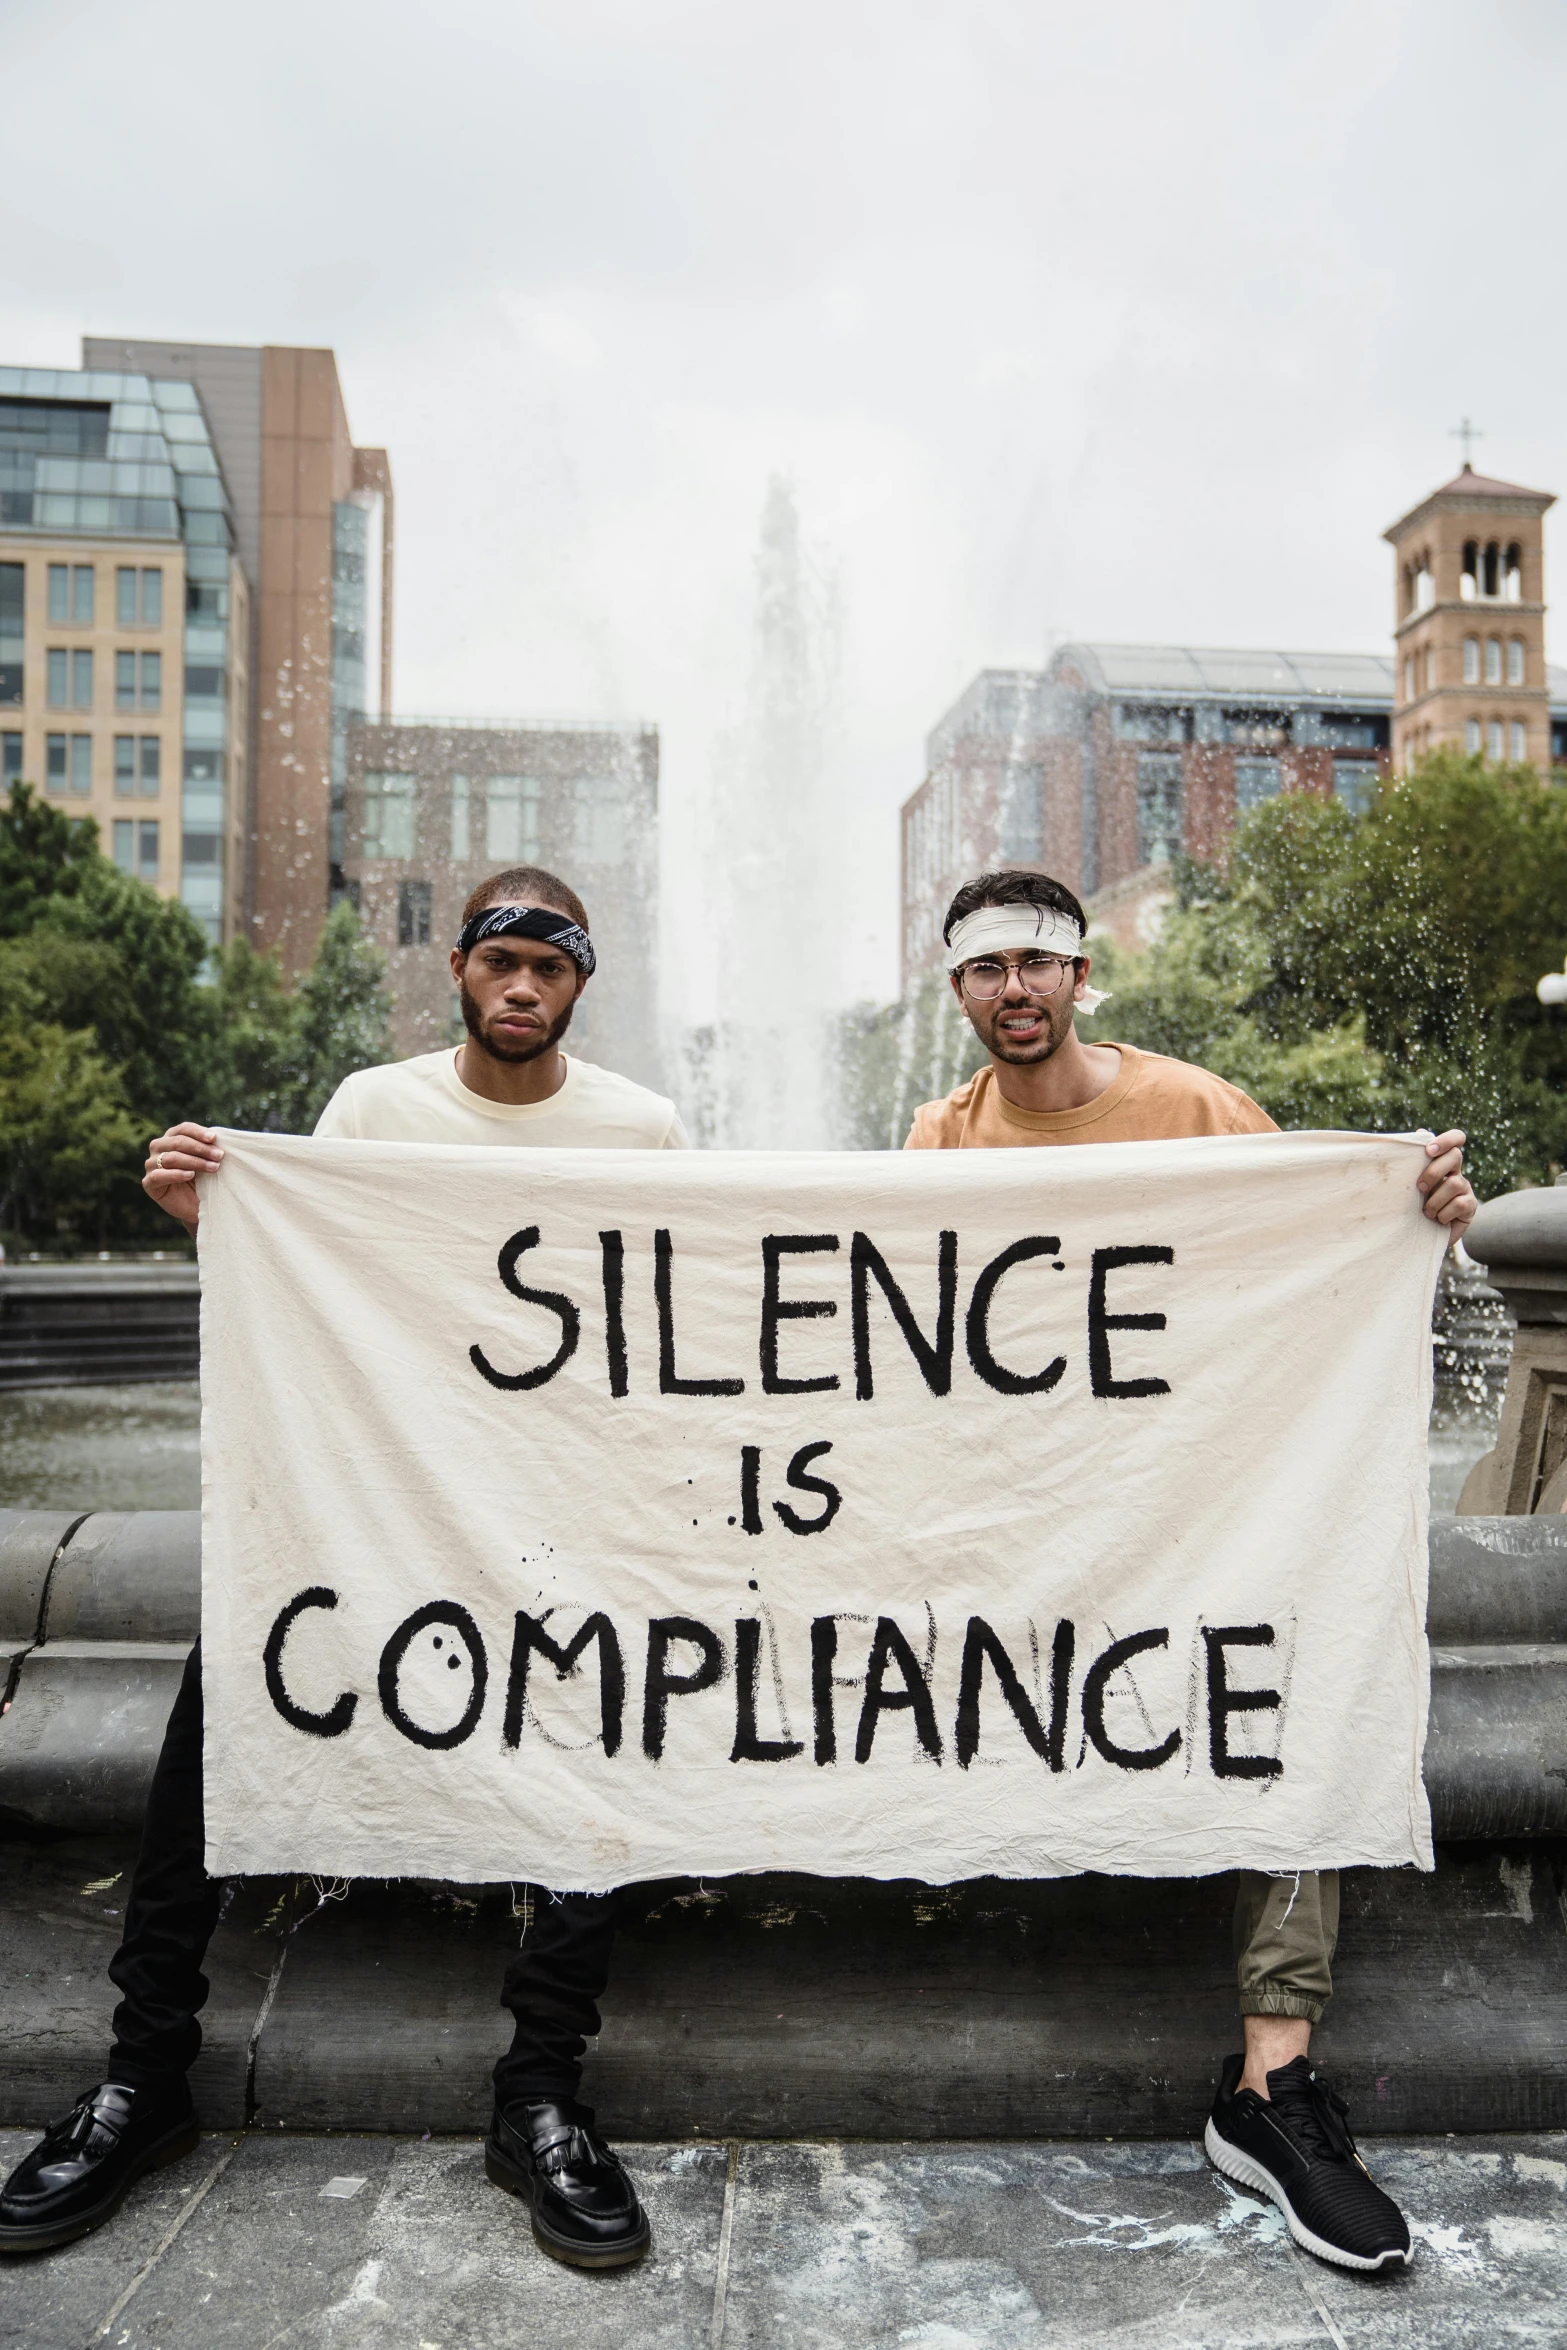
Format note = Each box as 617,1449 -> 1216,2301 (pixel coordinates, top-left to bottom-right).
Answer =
904,1044 -> 1278,1150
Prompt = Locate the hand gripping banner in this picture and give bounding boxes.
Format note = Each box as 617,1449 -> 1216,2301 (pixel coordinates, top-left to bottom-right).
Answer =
198,1130 -> 1445,1887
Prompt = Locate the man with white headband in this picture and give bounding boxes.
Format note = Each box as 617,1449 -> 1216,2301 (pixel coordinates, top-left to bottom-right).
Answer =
909,865 -> 1476,2277
1,864 -> 680,2273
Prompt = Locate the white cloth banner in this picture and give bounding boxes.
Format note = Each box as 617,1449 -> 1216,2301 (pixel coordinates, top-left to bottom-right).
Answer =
199,1129 -> 1444,1887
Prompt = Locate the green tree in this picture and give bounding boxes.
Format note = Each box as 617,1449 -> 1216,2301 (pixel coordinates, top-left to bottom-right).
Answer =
832,969 -> 984,1149
282,900 -> 393,1129
0,782 -> 99,936
0,1018 -> 142,1244
0,783 -> 395,1243
1103,750 -> 1567,1196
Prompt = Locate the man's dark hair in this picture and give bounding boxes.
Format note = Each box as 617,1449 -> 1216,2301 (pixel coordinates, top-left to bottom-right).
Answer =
942,867 -> 1088,949
460,866 -> 589,934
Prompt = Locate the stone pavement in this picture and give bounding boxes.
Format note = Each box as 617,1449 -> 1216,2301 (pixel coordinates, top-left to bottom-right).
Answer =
3,2129 -> 1565,2348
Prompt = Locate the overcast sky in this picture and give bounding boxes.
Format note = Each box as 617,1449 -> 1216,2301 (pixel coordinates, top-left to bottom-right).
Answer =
7,0 -> 1565,1010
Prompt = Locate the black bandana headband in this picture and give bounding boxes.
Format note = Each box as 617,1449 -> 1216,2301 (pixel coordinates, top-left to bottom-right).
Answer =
455,903 -> 597,975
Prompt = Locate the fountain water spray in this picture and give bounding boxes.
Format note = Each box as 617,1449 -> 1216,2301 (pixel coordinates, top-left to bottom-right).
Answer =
694,477 -> 844,1148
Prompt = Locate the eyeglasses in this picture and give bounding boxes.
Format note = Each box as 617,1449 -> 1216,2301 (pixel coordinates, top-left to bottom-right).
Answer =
958,954 -> 1078,1001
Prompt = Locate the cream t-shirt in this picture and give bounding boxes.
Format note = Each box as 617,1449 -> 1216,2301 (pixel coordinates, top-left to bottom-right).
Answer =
314,1050 -> 691,1150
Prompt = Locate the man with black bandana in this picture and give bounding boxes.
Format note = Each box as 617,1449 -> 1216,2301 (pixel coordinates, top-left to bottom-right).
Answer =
0,866 -> 681,2269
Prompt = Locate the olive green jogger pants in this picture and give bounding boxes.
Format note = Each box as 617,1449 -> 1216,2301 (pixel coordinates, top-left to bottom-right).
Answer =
1233,1868 -> 1339,2025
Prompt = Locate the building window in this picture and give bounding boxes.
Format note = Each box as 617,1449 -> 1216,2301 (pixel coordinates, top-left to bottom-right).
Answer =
1505,543 -> 1522,602
1463,636 -> 1480,683
1485,638 -> 1502,685
398,879 -> 432,946
139,651 -> 161,710
1511,722 -> 1528,762
52,564 -> 94,623
116,651 -> 136,709
1233,759 -> 1282,812
450,774 -> 470,861
2,732 -> 21,780
72,648 -> 93,709
486,773 -> 541,862
1466,719 -> 1482,756
1333,762 -> 1379,815
574,775 -> 626,866
1461,541 -> 1478,600
362,771 -> 417,860
1425,645 -> 1435,691
1415,564 -> 1434,612
117,566 -> 163,626
112,819 -> 157,877
117,735 -> 161,796
48,648 -> 69,707
0,563 -> 21,706
1508,637 -> 1525,686
1487,720 -> 1504,762
69,734 -> 91,794
1403,655 -> 1415,701
47,733 -> 67,788
1135,753 -> 1183,867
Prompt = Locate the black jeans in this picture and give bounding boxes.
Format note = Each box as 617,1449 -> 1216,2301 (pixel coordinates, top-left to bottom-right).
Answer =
106,1643 -> 620,2109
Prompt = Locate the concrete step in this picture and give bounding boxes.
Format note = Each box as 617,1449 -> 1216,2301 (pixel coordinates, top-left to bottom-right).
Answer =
3,1832 -> 1563,2140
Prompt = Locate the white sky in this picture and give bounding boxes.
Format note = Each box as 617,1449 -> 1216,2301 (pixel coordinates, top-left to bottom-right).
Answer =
7,0 -> 1565,1013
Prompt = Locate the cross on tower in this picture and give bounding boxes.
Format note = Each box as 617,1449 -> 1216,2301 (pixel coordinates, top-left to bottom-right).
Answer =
1450,416 -> 1485,468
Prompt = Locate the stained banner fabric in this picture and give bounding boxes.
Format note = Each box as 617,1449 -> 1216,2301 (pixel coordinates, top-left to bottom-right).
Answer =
198,1128 -> 1445,1887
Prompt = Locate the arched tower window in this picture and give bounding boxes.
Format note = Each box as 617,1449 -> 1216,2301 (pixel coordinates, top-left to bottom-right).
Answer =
1509,637 -> 1525,686
1483,541 -> 1500,598
1485,638 -> 1502,684
1505,543 -> 1523,601
1415,555 -> 1435,611
1461,541 -> 1479,600
1463,636 -> 1480,683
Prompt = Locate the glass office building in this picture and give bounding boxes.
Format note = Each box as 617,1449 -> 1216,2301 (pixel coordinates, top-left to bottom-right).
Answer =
0,364 -> 245,944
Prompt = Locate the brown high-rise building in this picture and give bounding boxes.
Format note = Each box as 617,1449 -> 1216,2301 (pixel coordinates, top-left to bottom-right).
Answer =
83,337 -> 393,968
1383,462 -> 1555,774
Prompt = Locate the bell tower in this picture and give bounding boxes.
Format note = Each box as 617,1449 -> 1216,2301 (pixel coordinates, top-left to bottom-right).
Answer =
1384,461 -> 1555,773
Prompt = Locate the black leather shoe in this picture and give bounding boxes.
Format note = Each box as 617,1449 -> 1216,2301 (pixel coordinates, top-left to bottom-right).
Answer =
0,2081 -> 200,2255
485,2095 -> 651,2268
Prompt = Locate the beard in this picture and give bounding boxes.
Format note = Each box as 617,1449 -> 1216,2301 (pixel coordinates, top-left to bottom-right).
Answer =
459,983 -> 577,1063
981,990 -> 1078,1065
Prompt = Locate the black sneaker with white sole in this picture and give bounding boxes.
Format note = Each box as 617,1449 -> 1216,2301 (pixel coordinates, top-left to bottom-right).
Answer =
1205,2053 -> 1412,2273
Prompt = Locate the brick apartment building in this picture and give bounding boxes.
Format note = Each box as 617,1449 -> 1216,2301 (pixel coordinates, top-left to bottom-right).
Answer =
901,465 -> 1567,986
342,718 -> 662,1087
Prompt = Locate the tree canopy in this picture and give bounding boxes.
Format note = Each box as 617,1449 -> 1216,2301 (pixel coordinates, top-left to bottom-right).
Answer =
0,784 -> 392,1250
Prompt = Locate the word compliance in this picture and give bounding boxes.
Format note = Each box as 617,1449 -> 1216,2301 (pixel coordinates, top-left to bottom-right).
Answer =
198,1131 -> 1444,1887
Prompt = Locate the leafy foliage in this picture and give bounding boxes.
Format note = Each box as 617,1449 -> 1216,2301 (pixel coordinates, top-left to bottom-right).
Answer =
0,784 -> 393,1249
1096,749 -> 1567,1197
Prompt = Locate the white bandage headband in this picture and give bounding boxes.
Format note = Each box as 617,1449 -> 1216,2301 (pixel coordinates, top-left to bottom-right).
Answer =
944,902 -> 1109,1015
